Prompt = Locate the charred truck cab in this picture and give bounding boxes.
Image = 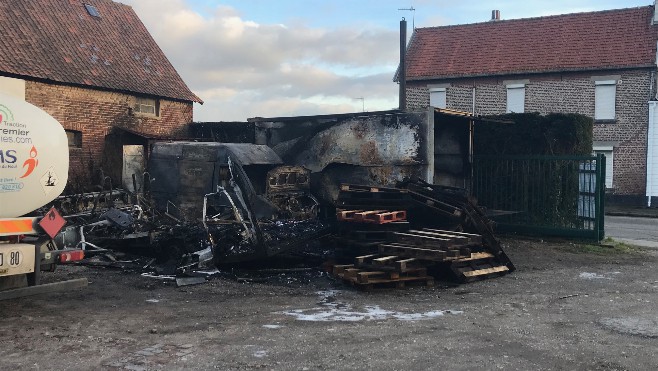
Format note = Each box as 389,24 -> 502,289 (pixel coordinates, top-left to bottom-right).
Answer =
148,142 -> 325,263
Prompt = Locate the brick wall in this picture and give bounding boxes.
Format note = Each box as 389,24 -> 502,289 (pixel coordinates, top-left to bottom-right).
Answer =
25,81 -> 193,187
406,69 -> 653,195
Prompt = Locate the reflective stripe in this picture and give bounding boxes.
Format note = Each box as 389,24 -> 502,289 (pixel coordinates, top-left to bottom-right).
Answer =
0,218 -> 37,236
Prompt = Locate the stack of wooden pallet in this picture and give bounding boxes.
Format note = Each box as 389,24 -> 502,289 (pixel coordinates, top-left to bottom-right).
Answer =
330,228 -> 510,288
333,192 -> 410,259
331,254 -> 435,290
331,227 -> 509,285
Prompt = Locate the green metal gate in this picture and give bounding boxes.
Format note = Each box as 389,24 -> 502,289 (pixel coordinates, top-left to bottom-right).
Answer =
472,154 -> 606,241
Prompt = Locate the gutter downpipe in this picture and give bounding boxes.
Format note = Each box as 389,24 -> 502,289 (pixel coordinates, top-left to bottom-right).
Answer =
648,100 -> 657,207
469,87 -> 476,192
399,18 -> 407,111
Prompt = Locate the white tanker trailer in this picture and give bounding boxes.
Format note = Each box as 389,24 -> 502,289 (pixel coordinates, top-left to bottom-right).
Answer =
0,93 -> 86,298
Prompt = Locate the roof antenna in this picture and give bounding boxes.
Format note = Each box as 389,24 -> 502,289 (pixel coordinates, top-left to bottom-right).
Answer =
353,97 -> 365,112
398,6 -> 415,29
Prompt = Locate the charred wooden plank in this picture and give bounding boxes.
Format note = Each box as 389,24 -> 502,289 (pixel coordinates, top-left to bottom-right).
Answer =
379,243 -> 448,261
391,232 -> 468,250
415,229 -> 482,245
372,256 -> 399,265
407,229 -> 471,244
332,264 -> 355,275
354,254 -> 379,265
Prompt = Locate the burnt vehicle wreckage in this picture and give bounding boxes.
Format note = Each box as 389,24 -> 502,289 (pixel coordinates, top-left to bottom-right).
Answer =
49,108 -> 515,289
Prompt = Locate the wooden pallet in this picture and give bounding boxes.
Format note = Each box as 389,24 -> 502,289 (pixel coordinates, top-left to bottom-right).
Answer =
450,252 -> 511,282
389,231 -> 472,251
415,229 -> 483,245
336,209 -> 365,221
331,264 -> 434,290
353,254 -> 427,273
337,209 -> 407,224
379,243 -> 467,261
356,210 -> 406,224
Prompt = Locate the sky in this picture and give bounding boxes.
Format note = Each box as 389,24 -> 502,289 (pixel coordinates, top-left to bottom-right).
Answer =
118,0 -> 652,122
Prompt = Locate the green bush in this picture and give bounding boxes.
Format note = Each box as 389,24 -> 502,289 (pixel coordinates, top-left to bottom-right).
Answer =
472,112 -> 595,229
474,112 -> 593,155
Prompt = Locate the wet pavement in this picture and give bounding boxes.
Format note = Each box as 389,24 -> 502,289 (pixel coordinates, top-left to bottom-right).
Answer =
606,215 -> 658,248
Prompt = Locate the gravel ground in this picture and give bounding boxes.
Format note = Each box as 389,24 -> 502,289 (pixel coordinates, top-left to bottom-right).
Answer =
1,238 -> 657,370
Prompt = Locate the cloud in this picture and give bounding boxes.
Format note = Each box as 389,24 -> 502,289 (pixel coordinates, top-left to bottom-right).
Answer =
119,0 -> 400,121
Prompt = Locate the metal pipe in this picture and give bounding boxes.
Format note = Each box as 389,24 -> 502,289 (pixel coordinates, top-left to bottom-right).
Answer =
399,18 -> 407,111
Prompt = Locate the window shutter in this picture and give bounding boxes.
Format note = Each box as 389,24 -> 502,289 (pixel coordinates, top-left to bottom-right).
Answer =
429,88 -> 446,108
506,85 -> 525,113
595,81 -> 616,120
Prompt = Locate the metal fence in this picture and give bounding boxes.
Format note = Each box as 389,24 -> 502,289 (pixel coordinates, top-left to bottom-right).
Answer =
472,154 -> 605,241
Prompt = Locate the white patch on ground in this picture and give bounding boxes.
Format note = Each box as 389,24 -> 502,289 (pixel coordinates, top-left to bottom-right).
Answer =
145,299 -> 160,303
141,273 -> 176,281
579,272 -> 617,280
277,290 -> 462,322
262,324 -> 283,329
195,268 -> 221,276
600,317 -> 658,338
253,350 -> 268,358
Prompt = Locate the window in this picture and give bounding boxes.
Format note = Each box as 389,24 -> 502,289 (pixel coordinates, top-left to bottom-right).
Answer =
595,80 -> 616,121
506,84 -> 525,113
134,97 -> 159,116
593,144 -> 614,189
84,4 -> 100,18
66,130 -> 82,148
429,88 -> 447,109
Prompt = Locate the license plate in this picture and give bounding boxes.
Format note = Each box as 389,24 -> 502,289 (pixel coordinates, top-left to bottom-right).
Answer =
0,244 -> 35,277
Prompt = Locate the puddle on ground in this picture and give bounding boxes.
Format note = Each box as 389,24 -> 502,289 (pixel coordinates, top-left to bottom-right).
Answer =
600,317 -> 658,338
278,290 -> 462,322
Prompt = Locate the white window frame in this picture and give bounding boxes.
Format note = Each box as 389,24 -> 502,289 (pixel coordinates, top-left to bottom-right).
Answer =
594,80 -> 616,121
506,83 -> 525,113
429,88 -> 447,109
593,144 -> 614,189
134,97 -> 159,116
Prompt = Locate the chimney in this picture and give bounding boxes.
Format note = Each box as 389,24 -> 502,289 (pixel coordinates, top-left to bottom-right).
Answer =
491,10 -> 501,21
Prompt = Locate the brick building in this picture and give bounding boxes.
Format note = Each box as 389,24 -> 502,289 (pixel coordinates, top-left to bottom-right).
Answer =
0,0 -> 202,189
401,4 -> 658,205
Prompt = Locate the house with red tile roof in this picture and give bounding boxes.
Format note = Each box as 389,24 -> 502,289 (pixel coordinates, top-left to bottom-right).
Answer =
0,0 -> 202,190
401,4 -> 658,206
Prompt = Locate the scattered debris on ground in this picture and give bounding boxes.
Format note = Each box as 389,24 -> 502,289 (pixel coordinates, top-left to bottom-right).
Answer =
45,156 -> 514,291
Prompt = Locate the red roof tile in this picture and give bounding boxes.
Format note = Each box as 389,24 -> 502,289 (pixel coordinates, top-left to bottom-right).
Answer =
405,6 -> 658,80
0,0 -> 202,103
